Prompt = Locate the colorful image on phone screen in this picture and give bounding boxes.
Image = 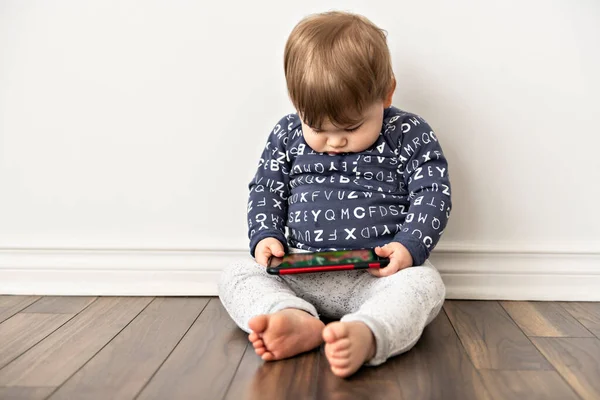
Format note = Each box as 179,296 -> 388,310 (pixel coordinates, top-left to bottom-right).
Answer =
277,249 -> 377,268
267,249 -> 389,276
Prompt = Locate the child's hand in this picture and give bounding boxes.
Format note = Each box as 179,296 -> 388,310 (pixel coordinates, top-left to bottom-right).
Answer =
255,238 -> 286,267
370,242 -> 413,277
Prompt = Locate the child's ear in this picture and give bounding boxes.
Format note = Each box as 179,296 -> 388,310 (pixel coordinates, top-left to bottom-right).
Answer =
384,77 -> 396,108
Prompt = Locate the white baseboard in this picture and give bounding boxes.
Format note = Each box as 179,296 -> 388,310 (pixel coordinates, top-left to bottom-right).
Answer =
428,251 -> 600,301
1,246 -> 599,300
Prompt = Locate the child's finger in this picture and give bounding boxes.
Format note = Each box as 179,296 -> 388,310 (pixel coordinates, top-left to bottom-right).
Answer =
269,242 -> 285,257
369,258 -> 400,277
374,245 -> 392,258
378,259 -> 401,277
256,250 -> 271,267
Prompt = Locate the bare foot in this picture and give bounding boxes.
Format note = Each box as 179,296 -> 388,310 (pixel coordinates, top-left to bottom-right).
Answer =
322,321 -> 376,378
248,309 -> 325,361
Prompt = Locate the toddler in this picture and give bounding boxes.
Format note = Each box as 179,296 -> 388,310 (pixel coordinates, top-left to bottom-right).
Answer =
219,11 -> 451,378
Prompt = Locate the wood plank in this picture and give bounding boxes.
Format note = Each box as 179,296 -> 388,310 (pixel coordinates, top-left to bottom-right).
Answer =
0,296 -> 40,323
478,370 -> 579,400
136,298 -> 248,400
532,337 -> 600,400
317,346 -> 405,400
0,387 -> 55,400
0,297 -> 152,387
0,313 -> 72,369
222,344 -> 265,400
315,311 -> 490,400
444,301 -> 553,370
389,311 -> 491,400
225,344 -> 319,400
560,302 -> 600,338
501,301 -> 593,337
22,297 -> 97,314
49,297 -> 209,400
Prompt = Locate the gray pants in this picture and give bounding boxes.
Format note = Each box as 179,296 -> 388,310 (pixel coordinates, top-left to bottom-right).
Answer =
218,255 -> 445,366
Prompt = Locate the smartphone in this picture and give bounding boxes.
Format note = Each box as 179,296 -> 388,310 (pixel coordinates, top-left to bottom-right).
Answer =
266,249 -> 389,275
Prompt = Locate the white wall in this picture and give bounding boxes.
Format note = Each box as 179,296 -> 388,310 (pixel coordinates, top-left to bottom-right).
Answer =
1,0 -> 599,298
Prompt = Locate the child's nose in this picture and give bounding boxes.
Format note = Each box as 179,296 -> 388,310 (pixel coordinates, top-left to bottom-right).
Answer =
328,136 -> 347,148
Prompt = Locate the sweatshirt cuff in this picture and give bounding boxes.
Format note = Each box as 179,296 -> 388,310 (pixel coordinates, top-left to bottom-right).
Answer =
249,230 -> 289,258
392,232 -> 429,266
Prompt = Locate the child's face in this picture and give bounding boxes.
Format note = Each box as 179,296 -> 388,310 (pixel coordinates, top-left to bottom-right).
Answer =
301,101 -> 385,154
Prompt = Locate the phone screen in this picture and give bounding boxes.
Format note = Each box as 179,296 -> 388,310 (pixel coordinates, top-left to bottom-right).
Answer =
269,249 -> 378,269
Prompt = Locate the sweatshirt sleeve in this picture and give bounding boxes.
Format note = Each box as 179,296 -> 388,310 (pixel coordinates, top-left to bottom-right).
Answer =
247,116 -> 294,257
392,114 -> 452,265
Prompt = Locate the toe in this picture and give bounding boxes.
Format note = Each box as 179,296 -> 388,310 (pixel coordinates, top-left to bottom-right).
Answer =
248,315 -> 269,334
325,341 -> 349,357
331,366 -> 353,378
327,348 -> 350,359
329,357 -> 351,369
252,339 -> 265,349
329,337 -> 351,353
323,322 -> 349,343
262,352 -> 275,361
248,332 -> 259,342
322,324 -> 337,343
255,346 -> 266,356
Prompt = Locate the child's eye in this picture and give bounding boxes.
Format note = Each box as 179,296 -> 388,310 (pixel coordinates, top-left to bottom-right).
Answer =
345,125 -> 362,133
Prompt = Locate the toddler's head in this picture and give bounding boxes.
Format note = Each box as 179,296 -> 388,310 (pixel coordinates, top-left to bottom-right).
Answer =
284,11 -> 396,154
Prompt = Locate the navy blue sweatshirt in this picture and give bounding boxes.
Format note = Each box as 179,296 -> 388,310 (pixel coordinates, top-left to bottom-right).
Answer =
247,106 -> 451,266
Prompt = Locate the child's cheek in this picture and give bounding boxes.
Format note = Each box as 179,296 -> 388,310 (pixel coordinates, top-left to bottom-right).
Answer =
305,134 -> 326,152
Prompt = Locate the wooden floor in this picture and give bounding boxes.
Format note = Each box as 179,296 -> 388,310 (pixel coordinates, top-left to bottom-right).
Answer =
0,297 -> 599,400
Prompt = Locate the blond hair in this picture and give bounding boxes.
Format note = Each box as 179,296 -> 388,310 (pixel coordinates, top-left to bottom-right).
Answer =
284,11 -> 394,129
